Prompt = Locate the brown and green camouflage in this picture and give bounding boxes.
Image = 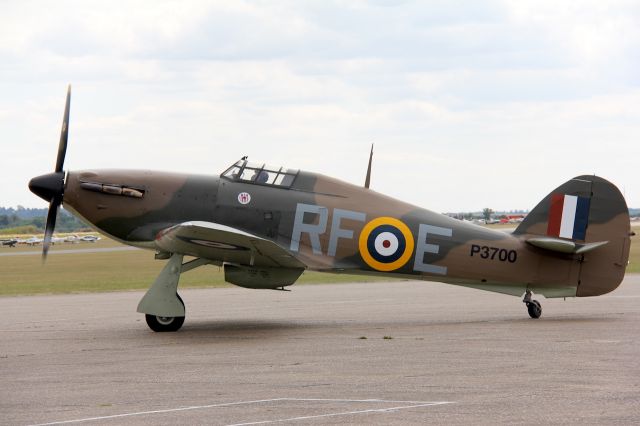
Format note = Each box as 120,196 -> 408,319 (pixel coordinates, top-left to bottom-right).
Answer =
61,161 -> 631,299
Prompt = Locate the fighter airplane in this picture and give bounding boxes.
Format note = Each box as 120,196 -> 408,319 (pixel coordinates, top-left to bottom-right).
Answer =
29,87 -> 633,331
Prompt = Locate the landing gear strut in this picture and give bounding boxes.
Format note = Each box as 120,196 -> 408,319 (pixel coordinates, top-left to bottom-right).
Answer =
137,255 -> 212,332
523,290 -> 542,319
137,254 -> 187,332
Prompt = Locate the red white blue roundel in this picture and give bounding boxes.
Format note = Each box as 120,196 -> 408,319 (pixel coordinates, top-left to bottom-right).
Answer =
358,217 -> 415,271
237,192 -> 251,205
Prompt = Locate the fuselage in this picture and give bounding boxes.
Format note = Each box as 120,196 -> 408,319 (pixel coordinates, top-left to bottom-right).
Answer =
62,167 -> 589,298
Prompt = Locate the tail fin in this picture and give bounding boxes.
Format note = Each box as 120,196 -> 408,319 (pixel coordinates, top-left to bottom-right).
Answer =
514,175 -> 631,296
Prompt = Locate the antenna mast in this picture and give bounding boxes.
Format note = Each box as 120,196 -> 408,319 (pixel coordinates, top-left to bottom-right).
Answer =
364,144 -> 374,189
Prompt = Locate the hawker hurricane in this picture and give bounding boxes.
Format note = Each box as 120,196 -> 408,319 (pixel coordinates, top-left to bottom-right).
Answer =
29,87 -> 633,331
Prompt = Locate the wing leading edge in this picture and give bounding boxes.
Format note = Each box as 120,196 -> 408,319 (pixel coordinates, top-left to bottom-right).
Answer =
155,221 -> 306,269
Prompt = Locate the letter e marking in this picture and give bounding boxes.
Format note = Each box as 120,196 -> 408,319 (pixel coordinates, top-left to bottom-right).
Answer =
413,224 -> 453,275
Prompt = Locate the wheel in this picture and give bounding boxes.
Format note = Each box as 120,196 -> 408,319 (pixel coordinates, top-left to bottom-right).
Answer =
145,293 -> 185,332
526,300 -> 542,319
145,314 -> 185,332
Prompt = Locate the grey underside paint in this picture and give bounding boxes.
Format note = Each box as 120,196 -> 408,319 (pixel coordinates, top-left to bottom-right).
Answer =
137,253 -> 186,317
446,281 -> 577,298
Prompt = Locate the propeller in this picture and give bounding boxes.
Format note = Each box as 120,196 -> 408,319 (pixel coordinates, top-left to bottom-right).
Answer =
28,85 -> 71,261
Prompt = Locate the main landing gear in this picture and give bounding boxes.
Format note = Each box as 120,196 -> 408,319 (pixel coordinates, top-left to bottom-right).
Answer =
145,295 -> 185,332
137,254 -> 211,332
523,290 -> 542,319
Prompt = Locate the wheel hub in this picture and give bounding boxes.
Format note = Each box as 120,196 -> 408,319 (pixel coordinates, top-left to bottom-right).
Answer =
156,316 -> 175,325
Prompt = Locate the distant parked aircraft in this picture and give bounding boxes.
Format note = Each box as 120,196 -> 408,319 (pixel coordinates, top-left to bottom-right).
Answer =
0,238 -> 18,247
65,235 -> 79,243
25,236 -> 43,246
51,236 -> 65,244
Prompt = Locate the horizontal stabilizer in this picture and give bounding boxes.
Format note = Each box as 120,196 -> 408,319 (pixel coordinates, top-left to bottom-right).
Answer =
526,237 -> 609,254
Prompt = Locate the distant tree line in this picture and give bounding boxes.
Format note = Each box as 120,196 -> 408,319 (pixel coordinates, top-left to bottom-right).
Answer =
0,206 -> 49,219
448,207 -> 639,220
0,207 -> 90,233
2,205 -> 637,235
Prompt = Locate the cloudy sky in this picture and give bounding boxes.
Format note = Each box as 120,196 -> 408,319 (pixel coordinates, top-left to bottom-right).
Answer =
1,0 -> 638,212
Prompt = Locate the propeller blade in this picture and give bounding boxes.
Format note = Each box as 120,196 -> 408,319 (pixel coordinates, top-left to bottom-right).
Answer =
55,85 -> 71,173
34,85 -> 71,261
42,199 -> 60,261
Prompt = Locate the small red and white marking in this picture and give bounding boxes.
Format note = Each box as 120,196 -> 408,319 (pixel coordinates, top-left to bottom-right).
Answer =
237,192 -> 251,205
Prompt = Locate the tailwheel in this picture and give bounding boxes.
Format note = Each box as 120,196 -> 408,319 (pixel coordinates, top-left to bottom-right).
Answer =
145,314 -> 185,332
526,300 -> 542,319
523,290 -> 542,319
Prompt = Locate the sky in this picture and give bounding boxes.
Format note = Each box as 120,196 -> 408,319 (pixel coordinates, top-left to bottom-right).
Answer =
1,0 -> 639,213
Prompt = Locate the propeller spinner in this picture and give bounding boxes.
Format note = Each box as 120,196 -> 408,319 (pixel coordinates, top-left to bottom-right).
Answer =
28,85 -> 71,260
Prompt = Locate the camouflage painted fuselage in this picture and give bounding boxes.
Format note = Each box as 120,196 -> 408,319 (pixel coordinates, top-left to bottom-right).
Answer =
63,169 -> 631,299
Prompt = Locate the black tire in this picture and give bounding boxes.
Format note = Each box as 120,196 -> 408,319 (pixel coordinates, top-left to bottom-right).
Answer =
145,314 -> 185,332
145,293 -> 185,332
527,300 -> 542,319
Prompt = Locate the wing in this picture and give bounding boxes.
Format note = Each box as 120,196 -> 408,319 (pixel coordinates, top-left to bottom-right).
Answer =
155,221 -> 306,269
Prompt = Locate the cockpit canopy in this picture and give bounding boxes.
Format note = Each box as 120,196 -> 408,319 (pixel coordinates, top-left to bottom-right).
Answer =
221,158 -> 299,187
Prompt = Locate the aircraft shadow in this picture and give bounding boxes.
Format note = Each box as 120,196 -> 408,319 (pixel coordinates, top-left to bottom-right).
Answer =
133,314 -> 622,340
152,319 -> 312,341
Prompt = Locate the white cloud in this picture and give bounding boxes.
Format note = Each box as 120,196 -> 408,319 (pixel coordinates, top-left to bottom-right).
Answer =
1,0 -> 639,211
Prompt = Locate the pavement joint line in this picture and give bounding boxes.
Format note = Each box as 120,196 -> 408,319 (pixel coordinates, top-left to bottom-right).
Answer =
278,398 -> 449,404
27,399 -> 289,426
28,398 -> 455,426
225,401 -> 455,426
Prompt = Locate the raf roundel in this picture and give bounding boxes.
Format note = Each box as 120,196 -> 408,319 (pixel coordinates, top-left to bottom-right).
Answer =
359,217 -> 415,272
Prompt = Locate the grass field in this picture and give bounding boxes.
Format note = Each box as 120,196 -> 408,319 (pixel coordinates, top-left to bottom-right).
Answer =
0,239 -> 390,296
1,230 -> 638,297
